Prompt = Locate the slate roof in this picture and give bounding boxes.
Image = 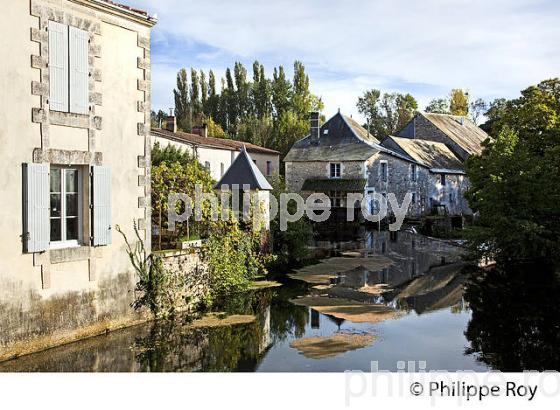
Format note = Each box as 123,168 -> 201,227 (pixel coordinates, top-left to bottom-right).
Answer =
151,129 -> 280,156
214,147 -> 272,190
382,136 -> 465,173
301,178 -> 367,192
284,112 -> 380,162
416,112 -> 488,156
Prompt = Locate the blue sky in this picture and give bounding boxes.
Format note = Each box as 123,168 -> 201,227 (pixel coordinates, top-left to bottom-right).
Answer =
131,0 -> 560,121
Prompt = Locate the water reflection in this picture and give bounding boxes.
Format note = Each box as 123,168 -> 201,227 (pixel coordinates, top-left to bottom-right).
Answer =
464,262 -> 560,371
3,230 -> 558,372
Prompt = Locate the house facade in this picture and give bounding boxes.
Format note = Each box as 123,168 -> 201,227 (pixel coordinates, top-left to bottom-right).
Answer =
0,0 -> 155,359
151,117 -> 280,182
285,111 -> 480,219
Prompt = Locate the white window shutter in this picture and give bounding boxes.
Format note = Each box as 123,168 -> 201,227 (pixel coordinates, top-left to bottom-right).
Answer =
92,166 -> 112,246
24,163 -> 50,253
69,26 -> 89,115
48,21 -> 69,112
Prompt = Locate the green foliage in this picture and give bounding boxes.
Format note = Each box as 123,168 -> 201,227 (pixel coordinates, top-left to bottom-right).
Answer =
449,88 -> 469,116
268,175 -> 313,268
356,89 -> 418,139
116,223 -> 187,319
465,78 -> 560,267
151,142 -> 214,250
170,61 -> 322,158
204,218 -> 269,300
425,97 -> 450,114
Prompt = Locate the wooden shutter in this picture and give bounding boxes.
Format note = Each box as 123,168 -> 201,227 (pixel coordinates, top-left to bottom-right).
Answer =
24,163 -> 50,253
92,166 -> 112,246
69,26 -> 89,115
48,21 -> 69,112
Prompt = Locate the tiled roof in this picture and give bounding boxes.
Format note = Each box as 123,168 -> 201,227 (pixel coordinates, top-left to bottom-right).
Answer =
214,147 -> 272,190
383,136 -> 464,172
151,128 -> 280,156
420,112 -> 489,156
100,0 -> 148,16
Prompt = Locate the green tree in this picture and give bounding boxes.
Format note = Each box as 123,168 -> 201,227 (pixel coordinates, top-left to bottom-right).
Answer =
190,68 -> 201,125
425,98 -> 450,114
200,70 -> 208,118
469,98 -> 487,125
449,88 -> 469,116
356,89 -> 418,139
174,68 -> 191,131
465,79 -> 560,267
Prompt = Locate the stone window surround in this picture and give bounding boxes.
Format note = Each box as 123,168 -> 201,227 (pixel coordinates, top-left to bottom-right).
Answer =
29,0 -> 152,290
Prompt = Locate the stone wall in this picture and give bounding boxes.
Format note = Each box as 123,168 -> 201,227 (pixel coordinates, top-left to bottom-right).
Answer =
158,248 -> 210,311
285,160 -> 366,192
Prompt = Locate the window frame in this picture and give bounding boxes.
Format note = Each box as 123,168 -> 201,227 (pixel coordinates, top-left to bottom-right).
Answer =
410,163 -> 417,181
48,21 -> 89,115
330,162 -> 341,179
49,165 -> 83,249
380,160 -> 388,182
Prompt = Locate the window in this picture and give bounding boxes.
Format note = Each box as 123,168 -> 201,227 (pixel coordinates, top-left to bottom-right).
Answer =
410,164 -> 417,181
440,174 -> 446,186
48,21 -> 89,114
266,161 -> 272,176
328,190 -> 343,207
50,167 -> 82,247
220,162 -> 225,177
330,163 -> 341,179
380,161 -> 388,182
23,164 -> 112,253
411,192 -> 417,205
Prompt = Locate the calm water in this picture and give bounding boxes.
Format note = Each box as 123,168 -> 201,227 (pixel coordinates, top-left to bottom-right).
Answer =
2,229 -> 559,372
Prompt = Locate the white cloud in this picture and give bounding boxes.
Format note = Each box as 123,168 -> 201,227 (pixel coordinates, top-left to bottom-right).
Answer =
132,0 -> 560,121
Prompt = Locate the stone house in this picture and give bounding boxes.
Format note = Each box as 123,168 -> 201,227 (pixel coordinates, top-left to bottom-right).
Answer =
284,111 -> 479,218
151,117 -> 280,182
397,112 -> 488,161
0,0 -> 155,360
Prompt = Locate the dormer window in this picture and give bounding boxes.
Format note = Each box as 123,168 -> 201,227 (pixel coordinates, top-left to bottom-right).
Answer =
330,163 -> 341,178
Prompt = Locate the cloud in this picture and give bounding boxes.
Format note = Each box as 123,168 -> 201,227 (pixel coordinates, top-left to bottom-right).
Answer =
131,0 -> 560,120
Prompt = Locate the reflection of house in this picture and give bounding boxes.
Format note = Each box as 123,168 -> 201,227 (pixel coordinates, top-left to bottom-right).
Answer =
151,117 -> 280,181
285,111 -> 488,216
0,0 -> 155,358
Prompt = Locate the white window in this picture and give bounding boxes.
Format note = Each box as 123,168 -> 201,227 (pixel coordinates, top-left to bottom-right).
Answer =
266,160 -> 272,176
49,167 -> 82,247
410,164 -> 417,181
49,21 -> 89,114
380,161 -> 388,182
330,163 -> 341,178
23,164 -> 112,253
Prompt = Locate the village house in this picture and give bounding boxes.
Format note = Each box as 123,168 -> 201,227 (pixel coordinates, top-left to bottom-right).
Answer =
284,110 -> 484,218
397,111 -> 488,161
151,116 -> 280,181
0,0 -> 155,360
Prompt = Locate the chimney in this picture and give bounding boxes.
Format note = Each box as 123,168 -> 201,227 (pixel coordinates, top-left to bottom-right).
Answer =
192,124 -> 208,138
165,115 -> 177,133
202,122 -> 208,138
309,111 -> 320,141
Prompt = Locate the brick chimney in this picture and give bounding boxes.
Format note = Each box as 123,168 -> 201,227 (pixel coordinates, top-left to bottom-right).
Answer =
165,115 -> 177,133
192,123 -> 208,138
309,111 -> 319,141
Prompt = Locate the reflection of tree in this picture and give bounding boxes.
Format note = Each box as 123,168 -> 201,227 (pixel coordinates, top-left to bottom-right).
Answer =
464,263 -> 560,371
269,281 -> 310,342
